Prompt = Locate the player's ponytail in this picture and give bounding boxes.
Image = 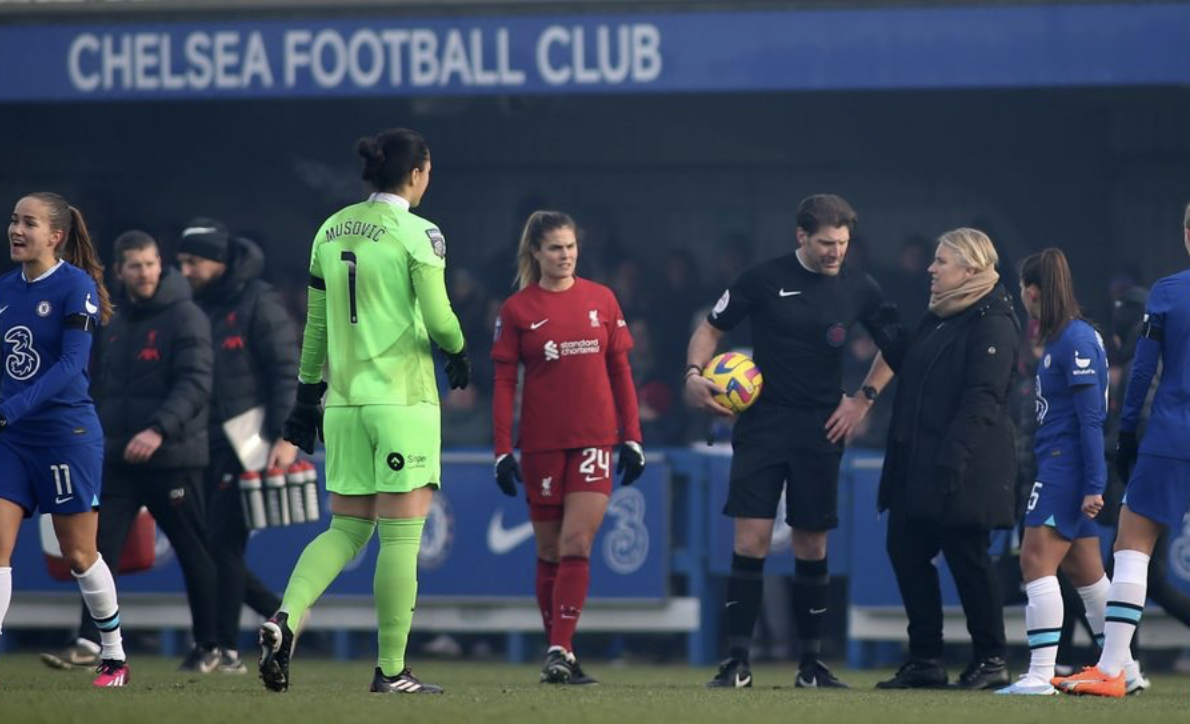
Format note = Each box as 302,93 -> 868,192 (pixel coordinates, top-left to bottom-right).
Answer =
28,192 -> 114,323
1021,247 -> 1080,344
515,210 -> 576,290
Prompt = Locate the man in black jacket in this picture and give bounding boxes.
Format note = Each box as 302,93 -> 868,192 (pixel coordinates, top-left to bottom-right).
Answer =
41,230 -> 220,672
178,217 -> 298,673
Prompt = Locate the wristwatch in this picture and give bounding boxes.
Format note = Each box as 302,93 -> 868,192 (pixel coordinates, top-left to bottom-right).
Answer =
860,385 -> 879,402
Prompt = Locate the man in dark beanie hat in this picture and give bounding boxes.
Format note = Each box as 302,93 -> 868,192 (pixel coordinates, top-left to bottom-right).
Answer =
178,217 -> 298,673
179,218 -> 231,264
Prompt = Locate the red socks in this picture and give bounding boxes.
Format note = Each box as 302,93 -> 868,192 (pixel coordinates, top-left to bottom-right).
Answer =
549,556 -> 590,651
535,558 -> 559,639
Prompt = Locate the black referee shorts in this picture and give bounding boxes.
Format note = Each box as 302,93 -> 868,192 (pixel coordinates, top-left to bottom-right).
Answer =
724,402 -> 844,531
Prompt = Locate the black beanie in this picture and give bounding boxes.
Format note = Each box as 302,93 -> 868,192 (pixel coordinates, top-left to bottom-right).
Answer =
179,217 -> 229,262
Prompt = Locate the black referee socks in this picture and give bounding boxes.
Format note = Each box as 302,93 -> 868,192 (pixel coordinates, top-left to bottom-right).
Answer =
726,553 -> 766,664
793,557 -> 829,667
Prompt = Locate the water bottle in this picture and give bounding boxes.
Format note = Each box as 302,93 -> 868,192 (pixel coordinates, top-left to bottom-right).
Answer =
238,471 -> 267,530
301,460 -> 321,523
285,463 -> 307,525
264,468 -> 290,527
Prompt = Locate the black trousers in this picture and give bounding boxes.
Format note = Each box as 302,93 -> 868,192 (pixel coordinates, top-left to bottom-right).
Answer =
886,504 -> 1006,661
205,444 -> 281,650
80,465 -> 218,648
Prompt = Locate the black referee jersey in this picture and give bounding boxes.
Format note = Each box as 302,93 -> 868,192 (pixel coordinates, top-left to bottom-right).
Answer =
707,252 -> 888,408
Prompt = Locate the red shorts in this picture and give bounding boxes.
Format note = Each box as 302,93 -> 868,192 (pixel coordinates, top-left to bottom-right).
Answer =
520,446 -> 613,521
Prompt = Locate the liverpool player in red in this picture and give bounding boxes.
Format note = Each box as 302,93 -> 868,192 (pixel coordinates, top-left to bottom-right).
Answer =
491,210 -> 646,685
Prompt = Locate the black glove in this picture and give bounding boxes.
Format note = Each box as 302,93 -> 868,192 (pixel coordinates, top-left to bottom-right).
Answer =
495,454 -> 522,497
1115,430 -> 1139,483
935,466 -> 960,496
616,441 -> 646,486
444,345 -> 471,390
282,381 -> 326,454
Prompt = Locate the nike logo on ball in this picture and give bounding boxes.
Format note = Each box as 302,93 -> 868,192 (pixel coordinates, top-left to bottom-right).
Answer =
530,319 -> 549,330
778,289 -> 802,297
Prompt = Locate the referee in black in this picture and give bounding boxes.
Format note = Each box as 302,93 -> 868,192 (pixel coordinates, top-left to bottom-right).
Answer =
686,194 -> 899,689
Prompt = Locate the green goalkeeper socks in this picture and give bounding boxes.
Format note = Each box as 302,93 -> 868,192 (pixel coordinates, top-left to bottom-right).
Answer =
375,517 -> 425,677
280,515 -> 376,624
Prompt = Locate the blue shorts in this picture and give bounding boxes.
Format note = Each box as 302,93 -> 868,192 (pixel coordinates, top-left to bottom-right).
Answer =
1123,453 -> 1190,528
1024,471 -> 1099,541
0,437 -> 103,517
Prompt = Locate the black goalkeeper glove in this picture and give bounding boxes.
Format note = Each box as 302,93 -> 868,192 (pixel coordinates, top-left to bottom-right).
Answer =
282,381 -> 326,454
616,441 -> 646,486
1115,430 -> 1139,483
444,345 -> 471,390
495,454 -> 522,497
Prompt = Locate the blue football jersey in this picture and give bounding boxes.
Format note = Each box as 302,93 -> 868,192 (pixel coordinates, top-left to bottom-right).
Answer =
1034,319 -> 1108,492
0,261 -> 102,445
1122,269 -> 1190,460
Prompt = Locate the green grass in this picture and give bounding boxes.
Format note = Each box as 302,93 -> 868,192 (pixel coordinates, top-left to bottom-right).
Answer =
0,655 -> 1182,724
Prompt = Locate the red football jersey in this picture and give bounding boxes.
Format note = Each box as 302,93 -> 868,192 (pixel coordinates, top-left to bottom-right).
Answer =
492,277 -> 636,453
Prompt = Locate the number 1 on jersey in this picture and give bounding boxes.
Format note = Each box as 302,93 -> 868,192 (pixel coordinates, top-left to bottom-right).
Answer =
341,251 -> 359,324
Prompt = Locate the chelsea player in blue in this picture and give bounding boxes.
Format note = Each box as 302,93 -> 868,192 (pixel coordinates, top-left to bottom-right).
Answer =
998,249 -> 1124,695
1056,202 -> 1190,696
0,192 -> 130,687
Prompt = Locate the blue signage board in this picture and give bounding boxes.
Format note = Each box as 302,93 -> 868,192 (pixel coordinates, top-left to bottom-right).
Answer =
9,457 -> 669,601
1,4 -> 1189,102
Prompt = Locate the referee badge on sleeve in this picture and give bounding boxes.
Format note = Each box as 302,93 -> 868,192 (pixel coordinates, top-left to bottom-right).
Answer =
426,228 -> 447,258
712,290 -> 730,318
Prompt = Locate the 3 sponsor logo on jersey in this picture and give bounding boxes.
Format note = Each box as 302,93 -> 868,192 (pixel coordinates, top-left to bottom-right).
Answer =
36,300 -> 52,317
4,325 -> 41,380
542,338 -> 601,361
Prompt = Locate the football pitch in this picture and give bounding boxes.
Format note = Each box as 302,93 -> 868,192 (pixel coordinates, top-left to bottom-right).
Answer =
0,656 -> 1184,724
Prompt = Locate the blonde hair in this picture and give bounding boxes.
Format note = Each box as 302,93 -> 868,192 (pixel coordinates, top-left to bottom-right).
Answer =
937,227 -> 998,272
514,210 -> 576,290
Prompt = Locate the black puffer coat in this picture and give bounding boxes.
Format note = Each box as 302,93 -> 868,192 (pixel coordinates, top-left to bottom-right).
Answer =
193,237 -> 298,447
94,267 -> 212,468
878,284 -> 1020,529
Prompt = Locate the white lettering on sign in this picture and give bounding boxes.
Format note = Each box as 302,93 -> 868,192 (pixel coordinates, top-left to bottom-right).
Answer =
66,23 -> 661,94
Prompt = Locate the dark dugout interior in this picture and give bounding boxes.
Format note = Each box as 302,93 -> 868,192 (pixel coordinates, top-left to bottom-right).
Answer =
3,86 -> 1189,323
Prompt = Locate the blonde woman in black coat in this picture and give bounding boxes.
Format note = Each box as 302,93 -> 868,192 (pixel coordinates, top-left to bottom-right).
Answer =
874,228 -> 1019,691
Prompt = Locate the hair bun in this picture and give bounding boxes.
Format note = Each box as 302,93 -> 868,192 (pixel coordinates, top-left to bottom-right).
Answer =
356,136 -> 384,163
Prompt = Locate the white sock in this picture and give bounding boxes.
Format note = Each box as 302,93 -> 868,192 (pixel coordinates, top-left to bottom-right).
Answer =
0,567 -> 11,637
72,554 -> 125,662
1024,576 -> 1063,681
1098,550 -> 1150,677
1077,574 -> 1111,649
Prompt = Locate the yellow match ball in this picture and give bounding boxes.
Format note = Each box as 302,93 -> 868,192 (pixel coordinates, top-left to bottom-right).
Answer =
703,352 -> 763,414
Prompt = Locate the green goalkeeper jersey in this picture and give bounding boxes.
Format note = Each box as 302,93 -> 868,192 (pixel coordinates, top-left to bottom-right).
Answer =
298,193 -> 464,407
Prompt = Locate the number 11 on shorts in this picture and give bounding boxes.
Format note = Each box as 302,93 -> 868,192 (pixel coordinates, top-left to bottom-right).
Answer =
51,463 -> 73,497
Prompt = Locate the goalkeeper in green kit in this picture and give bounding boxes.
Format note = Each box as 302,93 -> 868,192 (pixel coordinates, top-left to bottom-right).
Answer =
259,128 -> 469,695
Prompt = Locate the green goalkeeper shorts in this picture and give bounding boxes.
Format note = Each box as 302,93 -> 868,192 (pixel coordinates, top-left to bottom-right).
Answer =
322,404 -> 441,495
